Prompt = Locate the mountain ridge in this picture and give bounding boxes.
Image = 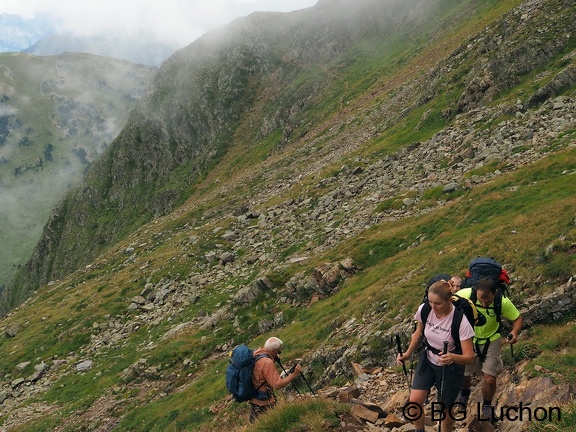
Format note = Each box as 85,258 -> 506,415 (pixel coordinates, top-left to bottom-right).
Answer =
0,13 -> 54,53
23,32 -> 178,67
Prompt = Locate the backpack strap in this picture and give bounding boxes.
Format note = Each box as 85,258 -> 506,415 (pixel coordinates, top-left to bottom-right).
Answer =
493,291 -> 503,334
470,286 -> 477,303
254,353 -> 271,362
253,353 -> 272,392
474,338 -> 491,362
450,306 -> 464,354
420,301 -> 431,326
471,287 -> 503,334
419,302 -> 434,353
419,301 -> 463,355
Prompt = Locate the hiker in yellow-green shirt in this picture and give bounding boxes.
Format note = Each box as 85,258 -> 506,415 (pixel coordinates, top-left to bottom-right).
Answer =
454,278 -> 523,423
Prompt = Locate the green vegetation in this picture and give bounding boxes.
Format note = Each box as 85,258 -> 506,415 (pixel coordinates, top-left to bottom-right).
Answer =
528,402 -> 576,432
250,399 -> 349,432
524,320 -> 576,384
2,144 -> 574,430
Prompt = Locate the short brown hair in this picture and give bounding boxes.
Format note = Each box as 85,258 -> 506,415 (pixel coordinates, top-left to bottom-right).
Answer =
476,277 -> 497,294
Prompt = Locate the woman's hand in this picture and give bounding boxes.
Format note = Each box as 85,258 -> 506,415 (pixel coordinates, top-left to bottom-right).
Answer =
438,353 -> 453,366
396,352 -> 409,365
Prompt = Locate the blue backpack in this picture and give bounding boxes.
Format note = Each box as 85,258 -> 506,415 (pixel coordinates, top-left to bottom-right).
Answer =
225,344 -> 270,402
462,256 -> 511,297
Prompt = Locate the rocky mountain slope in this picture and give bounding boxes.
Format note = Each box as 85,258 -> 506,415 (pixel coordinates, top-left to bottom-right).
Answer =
0,0 -> 575,430
5,0 -> 464,307
8,0 -> 576,309
0,52 -> 156,295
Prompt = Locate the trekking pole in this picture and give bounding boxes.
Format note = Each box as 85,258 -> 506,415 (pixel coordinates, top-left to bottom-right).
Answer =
438,341 -> 449,432
275,358 -> 303,397
285,360 -> 316,396
507,333 -> 519,384
410,322 -> 417,385
299,371 -> 317,397
394,333 -> 411,390
507,333 -> 515,362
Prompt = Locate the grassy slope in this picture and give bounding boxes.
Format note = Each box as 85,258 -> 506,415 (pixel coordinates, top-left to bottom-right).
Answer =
3,145 -> 574,432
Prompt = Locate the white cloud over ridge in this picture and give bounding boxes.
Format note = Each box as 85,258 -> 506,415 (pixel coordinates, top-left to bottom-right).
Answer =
1,0 -> 318,49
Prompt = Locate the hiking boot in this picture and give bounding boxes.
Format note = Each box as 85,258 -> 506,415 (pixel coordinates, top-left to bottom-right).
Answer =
453,392 -> 469,411
480,404 -> 498,424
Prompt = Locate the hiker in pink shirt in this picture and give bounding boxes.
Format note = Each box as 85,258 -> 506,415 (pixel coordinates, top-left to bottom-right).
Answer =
397,280 -> 475,432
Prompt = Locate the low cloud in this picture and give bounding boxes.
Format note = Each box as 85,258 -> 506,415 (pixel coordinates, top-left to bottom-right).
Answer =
2,0 -> 318,49
0,104 -> 18,117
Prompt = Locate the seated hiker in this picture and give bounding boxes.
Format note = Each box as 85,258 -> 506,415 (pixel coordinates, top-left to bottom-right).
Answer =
397,280 -> 475,432
250,336 -> 302,422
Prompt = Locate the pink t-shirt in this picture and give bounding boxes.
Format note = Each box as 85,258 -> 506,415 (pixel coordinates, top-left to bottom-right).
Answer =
414,303 -> 475,366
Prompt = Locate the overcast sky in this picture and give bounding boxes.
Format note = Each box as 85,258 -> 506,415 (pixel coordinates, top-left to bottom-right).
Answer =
1,0 -> 319,48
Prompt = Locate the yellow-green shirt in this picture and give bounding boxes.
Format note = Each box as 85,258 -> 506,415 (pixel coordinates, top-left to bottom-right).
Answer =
457,288 -> 520,343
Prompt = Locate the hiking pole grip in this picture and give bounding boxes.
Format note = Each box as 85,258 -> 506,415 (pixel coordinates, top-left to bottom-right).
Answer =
443,341 -> 448,355
507,333 -> 519,383
276,357 -> 302,396
396,333 -> 411,390
286,361 -> 316,397
395,333 -> 408,374
395,333 -> 403,355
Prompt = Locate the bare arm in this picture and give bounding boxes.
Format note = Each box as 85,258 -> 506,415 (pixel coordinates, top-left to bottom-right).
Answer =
507,315 -> 523,344
263,362 -> 303,390
396,321 -> 423,364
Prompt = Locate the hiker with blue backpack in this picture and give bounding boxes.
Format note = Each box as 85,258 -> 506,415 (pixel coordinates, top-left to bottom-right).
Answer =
226,336 -> 303,422
454,275 -> 523,423
248,337 -> 302,421
397,279 -> 476,432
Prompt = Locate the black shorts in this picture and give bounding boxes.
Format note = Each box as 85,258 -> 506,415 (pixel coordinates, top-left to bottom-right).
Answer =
412,350 -> 465,406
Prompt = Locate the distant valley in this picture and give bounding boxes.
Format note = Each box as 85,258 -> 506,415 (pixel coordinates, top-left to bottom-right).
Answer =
0,52 -> 156,291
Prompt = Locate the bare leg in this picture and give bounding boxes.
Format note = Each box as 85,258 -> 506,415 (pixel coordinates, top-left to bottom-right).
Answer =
441,407 -> 454,431
482,374 -> 497,402
409,389 -> 428,431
